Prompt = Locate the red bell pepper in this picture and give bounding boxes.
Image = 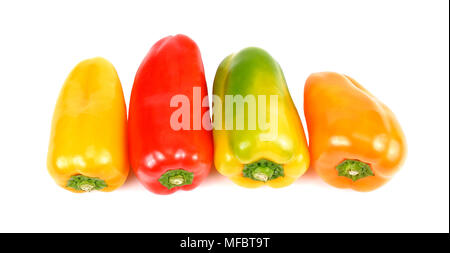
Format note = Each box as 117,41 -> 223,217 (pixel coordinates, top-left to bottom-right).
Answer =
128,34 -> 213,194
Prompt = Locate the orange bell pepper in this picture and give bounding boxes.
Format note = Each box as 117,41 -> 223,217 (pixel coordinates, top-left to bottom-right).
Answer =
304,72 -> 407,191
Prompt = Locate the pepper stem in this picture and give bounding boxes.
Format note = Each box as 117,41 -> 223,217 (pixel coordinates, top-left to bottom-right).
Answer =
159,169 -> 194,189
67,175 -> 107,192
336,159 -> 374,181
243,159 -> 284,182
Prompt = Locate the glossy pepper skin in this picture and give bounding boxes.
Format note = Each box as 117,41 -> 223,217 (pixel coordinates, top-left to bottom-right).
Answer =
128,34 -> 213,195
213,47 -> 309,188
47,57 -> 129,193
304,72 -> 407,192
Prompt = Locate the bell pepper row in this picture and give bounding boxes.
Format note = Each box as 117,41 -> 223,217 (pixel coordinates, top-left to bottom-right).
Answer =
47,34 -> 407,194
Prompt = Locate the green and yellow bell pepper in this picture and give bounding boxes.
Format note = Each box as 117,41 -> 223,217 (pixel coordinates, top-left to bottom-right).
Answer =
212,47 -> 310,188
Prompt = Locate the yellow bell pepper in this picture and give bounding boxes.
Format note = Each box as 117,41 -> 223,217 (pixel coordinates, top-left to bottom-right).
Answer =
213,47 -> 310,188
47,57 -> 129,193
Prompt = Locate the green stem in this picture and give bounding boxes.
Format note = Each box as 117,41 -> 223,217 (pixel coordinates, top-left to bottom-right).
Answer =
336,159 -> 374,181
159,169 -> 194,189
67,175 -> 107,192
243,159 -> 284,182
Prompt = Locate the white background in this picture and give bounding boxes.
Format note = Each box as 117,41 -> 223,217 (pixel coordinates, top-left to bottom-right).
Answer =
0,0 -> 448,233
